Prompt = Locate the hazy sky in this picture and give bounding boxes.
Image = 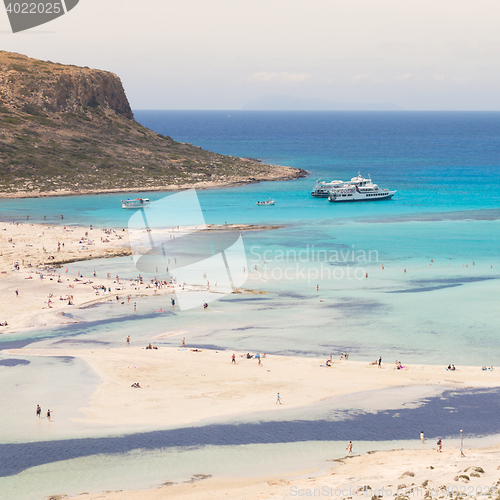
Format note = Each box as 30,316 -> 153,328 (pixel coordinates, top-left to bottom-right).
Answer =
1,0 -> 499,110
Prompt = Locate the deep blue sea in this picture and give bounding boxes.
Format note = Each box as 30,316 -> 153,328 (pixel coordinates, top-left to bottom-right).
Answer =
135,110 -> 500,212
1,111 -> 500,225
1,112 -> 500,499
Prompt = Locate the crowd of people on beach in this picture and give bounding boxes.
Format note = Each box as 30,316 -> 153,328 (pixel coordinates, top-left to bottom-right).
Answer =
1,222 -> 148,328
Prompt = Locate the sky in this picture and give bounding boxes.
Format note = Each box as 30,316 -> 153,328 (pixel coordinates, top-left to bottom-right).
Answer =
1,0 -> 500,110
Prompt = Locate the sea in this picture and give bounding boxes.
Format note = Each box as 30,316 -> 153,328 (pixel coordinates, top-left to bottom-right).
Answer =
1,111 -> 500,499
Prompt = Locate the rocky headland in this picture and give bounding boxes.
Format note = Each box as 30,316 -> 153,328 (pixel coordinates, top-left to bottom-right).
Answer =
0,51 -> 306,198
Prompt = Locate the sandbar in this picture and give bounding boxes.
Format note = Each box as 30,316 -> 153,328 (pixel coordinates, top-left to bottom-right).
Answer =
9,346 -> 499,428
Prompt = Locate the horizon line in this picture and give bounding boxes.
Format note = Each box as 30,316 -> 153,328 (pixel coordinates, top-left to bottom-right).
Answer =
132,109 -> 500,112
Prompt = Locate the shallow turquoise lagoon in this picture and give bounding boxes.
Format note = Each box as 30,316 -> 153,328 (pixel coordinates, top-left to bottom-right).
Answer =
1,111 -> 500,498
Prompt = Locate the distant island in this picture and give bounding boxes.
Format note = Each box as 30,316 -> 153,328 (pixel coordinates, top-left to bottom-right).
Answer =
0,52 -> 306,199
242,95 -> 402,111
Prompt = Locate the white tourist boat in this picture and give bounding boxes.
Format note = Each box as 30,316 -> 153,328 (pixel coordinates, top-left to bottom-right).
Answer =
121,198 -> 151,209
256,199 -> 275,206
328,174 -> 396,203
310,179 -> 345,198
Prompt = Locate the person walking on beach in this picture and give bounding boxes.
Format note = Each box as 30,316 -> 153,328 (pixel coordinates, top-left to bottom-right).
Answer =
126,336 -> 130,346
231,353 -> 236,364
378,356 -> 382,368
276,393 -> 282,404
346,441 -> 353,454
420,431 -> 425,444
36,405 -> 41,418
437,438 -> 442,452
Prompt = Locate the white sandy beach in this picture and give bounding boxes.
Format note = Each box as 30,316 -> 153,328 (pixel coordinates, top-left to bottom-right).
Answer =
9,346 -> 499,428
0,221 -> 152,332
7,344 -> 500,500
67,444 -> 500,500
0,221 -> 272,333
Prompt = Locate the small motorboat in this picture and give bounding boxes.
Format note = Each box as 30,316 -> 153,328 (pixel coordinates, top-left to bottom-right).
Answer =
121,198 -> 151,209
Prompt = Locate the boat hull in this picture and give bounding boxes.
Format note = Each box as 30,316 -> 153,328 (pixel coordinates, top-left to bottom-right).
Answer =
328,192 -> 395,202
121,199 -> 151,209
311,192 -> 331,198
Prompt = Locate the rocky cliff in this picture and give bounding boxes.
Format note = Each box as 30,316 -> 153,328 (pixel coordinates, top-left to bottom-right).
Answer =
0,51 -> 133,119
0,51 -> 306,197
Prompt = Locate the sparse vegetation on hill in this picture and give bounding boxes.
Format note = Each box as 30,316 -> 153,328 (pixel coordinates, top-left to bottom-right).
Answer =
0,51 -> 306,197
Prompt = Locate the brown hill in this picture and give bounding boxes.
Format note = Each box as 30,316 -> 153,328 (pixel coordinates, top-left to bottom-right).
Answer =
0,51 -> 306,198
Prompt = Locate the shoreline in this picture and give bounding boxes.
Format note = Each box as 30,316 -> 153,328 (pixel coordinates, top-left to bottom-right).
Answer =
0,221 -> 282,334
65,444 -> 500,500
5,340 -> 500,499
7,346 -> 500,429
0,166 -> 308,200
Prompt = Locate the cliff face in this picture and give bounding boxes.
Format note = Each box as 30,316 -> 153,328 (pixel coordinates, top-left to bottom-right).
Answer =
0,51 -> 133,118
50,71 -> 134,118
0,51 -> 306,197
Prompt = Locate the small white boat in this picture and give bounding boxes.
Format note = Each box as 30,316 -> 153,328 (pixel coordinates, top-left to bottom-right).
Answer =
121,198 -> 151,209
256,199 -> 275,206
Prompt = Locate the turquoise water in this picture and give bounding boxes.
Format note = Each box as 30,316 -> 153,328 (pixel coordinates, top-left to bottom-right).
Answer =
2,111 -> 500,226
1,111 -> 500,498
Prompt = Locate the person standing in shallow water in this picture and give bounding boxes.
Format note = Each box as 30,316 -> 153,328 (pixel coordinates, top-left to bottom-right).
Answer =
420,431 -> 425,444
36,405 -> 41,417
